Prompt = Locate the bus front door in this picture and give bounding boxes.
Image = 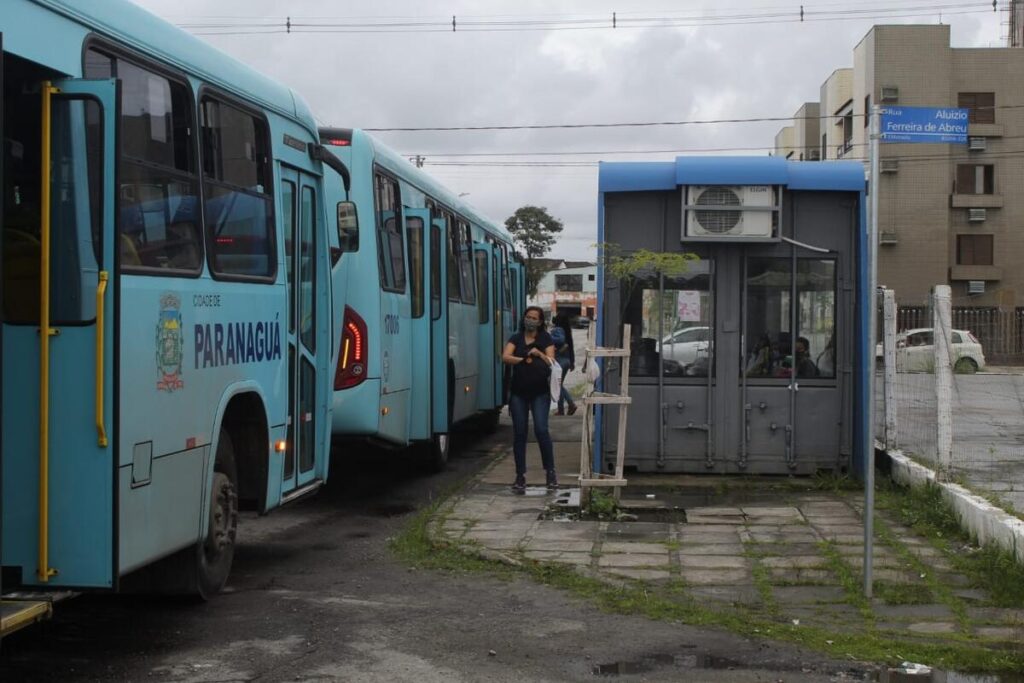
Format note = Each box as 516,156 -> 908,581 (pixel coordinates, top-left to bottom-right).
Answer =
2,78 -> 119,588
280,168 -> 325,496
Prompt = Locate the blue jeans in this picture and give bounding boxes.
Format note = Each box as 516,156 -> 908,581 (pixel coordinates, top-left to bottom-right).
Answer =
556,357 -> 574,411
508,392 -> 555,477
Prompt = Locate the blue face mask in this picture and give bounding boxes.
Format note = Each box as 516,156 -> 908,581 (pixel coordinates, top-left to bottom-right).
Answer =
524,319 -> 540,331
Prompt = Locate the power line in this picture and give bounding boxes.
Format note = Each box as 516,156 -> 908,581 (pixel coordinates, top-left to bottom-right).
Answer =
180,2 -> 996,35
365,104 -> 1024,133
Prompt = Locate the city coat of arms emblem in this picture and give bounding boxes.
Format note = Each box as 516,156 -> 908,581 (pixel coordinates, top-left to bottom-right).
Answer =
156,293 -> 185,392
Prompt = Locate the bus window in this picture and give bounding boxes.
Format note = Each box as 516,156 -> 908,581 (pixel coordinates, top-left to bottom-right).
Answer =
201,97 -> 274,279
430,221 -> 442,320
85,50 -> 203,274
407,217 -> 425,318
475,250 -> 488,323
509,267 -> 520,323
445,211 -> 460,301
501,245 -> 512,312
374,173 -> 405,292
299,186 -> 316,351
458,220 -> 476,305
282,180 -> 296,333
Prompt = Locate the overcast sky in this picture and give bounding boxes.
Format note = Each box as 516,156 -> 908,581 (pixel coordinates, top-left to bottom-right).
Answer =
134,1 -> 1005,260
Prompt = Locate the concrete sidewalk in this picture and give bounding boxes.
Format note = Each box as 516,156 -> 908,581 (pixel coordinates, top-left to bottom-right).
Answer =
432,412 -> 1023,652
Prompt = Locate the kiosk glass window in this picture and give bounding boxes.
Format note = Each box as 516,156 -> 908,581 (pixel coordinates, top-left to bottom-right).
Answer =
797,259 -> 836,379
744,258 -> 792,378
623,261 -> 713,378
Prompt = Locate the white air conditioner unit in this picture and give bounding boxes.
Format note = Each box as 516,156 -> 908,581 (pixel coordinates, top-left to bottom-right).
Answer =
881,86 -> 900,103
968,208 -> 987,222
968,280 -> 986,294
682,185 -> 777,241
969,136 -> 987,151
880,159 -> 899,173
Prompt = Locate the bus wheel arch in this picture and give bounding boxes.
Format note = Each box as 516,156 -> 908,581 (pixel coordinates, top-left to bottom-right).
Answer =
218,391 -> 270,513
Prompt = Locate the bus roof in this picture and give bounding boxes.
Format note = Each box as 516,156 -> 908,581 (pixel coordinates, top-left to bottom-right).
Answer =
30,0 -> 317,136
353,129 -> 514,244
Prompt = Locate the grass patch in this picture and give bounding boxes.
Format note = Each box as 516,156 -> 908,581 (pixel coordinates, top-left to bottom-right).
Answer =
745,545 -> 778,615
818,540 -> 874,623
391,477 -> 1024,673
873,581 -> 934,606
876,481 -> 1024,608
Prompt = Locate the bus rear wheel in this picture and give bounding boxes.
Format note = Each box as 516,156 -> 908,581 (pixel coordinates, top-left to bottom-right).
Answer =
195,429 -> 239,599
424,432 -> 450,473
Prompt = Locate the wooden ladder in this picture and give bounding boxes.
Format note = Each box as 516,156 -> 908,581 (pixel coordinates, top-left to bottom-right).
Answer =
579,322 -> 632,502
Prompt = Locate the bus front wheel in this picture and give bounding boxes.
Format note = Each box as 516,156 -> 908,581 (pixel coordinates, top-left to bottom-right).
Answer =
426,432 -> 450,473
195,429 -> 239,599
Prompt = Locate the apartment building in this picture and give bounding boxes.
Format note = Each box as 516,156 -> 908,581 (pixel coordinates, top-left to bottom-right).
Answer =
777,24 -> 1024,307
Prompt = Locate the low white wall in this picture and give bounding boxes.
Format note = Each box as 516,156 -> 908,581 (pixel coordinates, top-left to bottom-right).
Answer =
883,446 -> 1024,564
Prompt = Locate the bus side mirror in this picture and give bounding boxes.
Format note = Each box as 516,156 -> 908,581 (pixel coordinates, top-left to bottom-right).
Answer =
337,201 -> 358,252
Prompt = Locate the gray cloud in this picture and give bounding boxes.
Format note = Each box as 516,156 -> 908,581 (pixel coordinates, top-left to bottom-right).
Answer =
135,1 -> 1002,259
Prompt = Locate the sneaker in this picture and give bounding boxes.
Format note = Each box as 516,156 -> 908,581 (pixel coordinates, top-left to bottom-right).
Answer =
567,403 -> 578,416
555,407 -> 565,416
545,470 -> 559,490
512,475 -> 526,494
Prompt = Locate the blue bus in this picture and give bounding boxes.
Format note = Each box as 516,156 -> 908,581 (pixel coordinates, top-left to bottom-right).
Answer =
319,128 -> 525,469
1,0 -> 347,632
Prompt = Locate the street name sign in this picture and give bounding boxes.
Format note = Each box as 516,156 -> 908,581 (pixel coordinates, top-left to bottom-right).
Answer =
880,106 -> 968,144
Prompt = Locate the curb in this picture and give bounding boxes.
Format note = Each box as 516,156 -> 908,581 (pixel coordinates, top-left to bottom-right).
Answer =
879,447 -> 1024,564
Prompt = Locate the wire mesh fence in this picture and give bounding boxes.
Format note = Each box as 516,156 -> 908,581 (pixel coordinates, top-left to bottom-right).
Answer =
877,287 -> 1024,515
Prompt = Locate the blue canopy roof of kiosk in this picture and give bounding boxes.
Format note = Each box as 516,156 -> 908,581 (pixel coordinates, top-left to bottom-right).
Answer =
599,157 -> 865,193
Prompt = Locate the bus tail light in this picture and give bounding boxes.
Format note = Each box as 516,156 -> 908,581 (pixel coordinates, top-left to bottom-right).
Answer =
335,306 -> 367,390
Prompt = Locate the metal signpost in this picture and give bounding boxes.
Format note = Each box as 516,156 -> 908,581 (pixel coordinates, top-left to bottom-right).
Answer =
864,105 -> 968,597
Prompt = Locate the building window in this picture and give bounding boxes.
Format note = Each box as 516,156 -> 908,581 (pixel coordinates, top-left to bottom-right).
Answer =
821,133 -> 827,160
955,164 -> 994,195
958,92 -> 995,124
555,274 -> 583,292
588,273 -> 595,281
835,102 -> 853,155
957,234 -> 993,266
864,94 -> 871,128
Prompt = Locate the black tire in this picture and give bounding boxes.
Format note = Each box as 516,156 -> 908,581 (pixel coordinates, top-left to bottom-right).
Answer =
194,429 -> 239,599
425,432 -> 450,473
954,357 -> 978,374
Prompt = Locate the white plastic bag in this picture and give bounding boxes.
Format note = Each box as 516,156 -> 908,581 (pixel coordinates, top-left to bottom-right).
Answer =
549,362 -> 562,407
583,357 -> 601,384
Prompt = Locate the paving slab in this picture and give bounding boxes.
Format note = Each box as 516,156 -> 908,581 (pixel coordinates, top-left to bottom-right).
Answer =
759,555 -> 829,570
872,604 -> 956,621
597,553 -> 670,569
680,568 -> 752,585
604,568 -> 672,581
679,543 -> 746,556
677,554 -> 749,569
523,539 -> 595,552
768,568 -> 834,583
600,542 -> 670,555
905,621 -> 958,634
975,626 -> 1024,640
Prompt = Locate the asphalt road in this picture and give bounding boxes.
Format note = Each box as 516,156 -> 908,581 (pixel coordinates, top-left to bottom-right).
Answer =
1,425 -> 870,682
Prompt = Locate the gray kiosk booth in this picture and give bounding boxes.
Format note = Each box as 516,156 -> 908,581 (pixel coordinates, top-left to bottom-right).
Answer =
596,157 -> 868,476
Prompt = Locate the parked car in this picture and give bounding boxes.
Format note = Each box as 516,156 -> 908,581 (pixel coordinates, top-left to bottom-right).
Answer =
572,315 -> 592,329
874,327 -> 985,373
660,326 -> 711,365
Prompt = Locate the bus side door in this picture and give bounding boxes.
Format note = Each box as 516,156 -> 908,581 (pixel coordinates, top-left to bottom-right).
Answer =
429,217 -> 449,438
2,78 -> 119,588
405,209 -> 430,442
475,242 -> 495,411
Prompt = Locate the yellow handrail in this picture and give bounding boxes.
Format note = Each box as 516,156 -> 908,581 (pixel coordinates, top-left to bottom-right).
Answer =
96,271 -> 108,447
38,81 -> 59,582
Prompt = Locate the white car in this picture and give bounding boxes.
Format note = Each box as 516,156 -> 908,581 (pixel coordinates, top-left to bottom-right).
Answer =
660,326 -> 711,365
875,328 -> 985,373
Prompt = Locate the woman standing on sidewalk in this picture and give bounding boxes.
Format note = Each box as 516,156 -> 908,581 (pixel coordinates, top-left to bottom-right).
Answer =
502,306 -> 558,493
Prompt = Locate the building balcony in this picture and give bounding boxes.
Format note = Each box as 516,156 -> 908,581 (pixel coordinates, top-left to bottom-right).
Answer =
949,265 -> 1002,281
968,123 -> 1003,138
950,194 -> 1003,209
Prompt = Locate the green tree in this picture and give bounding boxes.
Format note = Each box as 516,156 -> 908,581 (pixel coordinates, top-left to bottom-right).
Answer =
504,206 -> 564,296
597,243 -> 699,319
